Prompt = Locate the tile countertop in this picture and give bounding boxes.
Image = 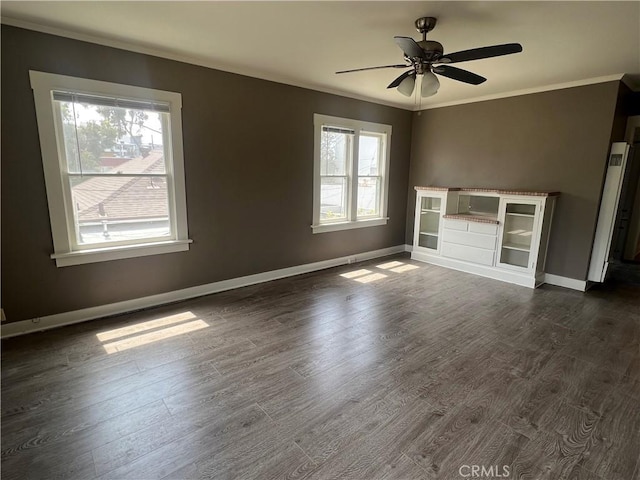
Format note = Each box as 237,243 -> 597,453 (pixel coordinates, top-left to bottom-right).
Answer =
414,186 -> 560,197
442,213 -> 499,225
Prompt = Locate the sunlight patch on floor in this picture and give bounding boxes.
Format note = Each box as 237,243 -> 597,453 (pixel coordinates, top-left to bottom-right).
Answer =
101,319 -> 209,354
340,269 -> 373,279
96,311 -> 199,342
389,264 -> 419,273
354,272 -> 387,283
340,260 -> 419,284
96,311 -> 209,353
376,261 -> 405,270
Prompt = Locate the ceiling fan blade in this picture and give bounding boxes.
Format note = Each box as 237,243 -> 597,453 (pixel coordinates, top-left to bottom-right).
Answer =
433,65 -> 486,85
438,43 -> 522,64
336,64 -> 409,74
387,70 -> 415,89
394,36 -> 425,59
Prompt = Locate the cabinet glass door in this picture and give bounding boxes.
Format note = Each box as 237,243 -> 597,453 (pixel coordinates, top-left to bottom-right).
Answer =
418,196 -> 441,250
499,202 -> 537,269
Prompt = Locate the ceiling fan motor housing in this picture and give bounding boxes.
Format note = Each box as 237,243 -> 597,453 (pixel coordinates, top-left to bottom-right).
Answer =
417,40 -> 444,62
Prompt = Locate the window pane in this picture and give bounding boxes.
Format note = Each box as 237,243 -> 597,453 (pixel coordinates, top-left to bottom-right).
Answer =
320,176 -> 348,221
357,177 -> 380,217
358,133 -> 381,176
320,129 -> 350,176
57,100 -> 167,174
70,175 -> 170,245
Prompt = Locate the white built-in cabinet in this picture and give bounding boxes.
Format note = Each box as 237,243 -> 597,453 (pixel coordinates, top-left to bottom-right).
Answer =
412,187 -> 557,288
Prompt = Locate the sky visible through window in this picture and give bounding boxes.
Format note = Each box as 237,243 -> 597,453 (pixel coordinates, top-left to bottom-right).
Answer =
68,102 -> 163,145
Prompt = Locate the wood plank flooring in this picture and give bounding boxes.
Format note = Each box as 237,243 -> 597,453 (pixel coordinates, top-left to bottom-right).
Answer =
2,254 -> 639,479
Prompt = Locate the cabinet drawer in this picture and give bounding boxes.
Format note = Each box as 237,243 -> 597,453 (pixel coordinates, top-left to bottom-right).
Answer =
443,219 -> 468,231
468,222 -> 498,235
442,242 -> 495,266
442,229 -> 497,250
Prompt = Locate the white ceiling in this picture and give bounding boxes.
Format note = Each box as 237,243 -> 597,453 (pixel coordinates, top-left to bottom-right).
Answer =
2,1 -> 639,110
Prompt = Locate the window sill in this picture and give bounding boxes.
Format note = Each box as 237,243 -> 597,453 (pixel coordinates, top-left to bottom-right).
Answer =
311,218 -> 388,234
51,239 -> 192,267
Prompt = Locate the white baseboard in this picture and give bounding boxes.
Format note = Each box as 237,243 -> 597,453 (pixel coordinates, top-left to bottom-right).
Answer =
411,251 -> 537,288
2,245 -> 406,338
543,273 -> 588,292
404,244 -> 413,252
412,250 -> 588,292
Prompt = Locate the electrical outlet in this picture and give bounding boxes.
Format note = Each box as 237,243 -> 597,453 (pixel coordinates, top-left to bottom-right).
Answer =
0,308 -> 6,322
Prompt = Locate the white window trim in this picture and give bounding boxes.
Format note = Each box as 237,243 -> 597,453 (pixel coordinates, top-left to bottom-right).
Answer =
312,114 -> 391,234
30,71 -> 191,267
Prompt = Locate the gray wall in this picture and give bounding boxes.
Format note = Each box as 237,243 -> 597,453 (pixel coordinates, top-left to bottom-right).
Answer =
1,26 -> 413,322
406,82 -> 621,280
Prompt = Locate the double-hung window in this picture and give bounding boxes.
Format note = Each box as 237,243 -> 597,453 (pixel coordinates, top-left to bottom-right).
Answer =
312,114 -> 391,233
30,71 -> 190,267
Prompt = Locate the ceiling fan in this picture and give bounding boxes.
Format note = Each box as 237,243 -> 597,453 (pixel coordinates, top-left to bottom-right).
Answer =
336,17 -> 522,98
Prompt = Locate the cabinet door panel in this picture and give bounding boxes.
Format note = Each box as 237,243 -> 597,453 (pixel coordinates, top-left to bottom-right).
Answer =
497,198 -> 542,272
414,193 -> 444,254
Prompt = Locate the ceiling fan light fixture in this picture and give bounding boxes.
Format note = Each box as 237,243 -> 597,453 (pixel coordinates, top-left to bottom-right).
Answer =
397,75 -> 415,97
421,71 -> 440,97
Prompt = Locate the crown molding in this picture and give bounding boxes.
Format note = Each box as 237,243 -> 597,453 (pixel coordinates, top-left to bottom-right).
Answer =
2,17 -> 630,113
418,74 -> 626,111
622,73 -> 640,91
1,16 -> 410,111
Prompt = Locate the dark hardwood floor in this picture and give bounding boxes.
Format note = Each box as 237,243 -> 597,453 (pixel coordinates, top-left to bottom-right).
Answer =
2,254 -> 639,480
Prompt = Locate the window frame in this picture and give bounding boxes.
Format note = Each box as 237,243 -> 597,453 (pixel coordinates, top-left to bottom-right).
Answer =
312,114 -> 392,234
30,71 -> 191,267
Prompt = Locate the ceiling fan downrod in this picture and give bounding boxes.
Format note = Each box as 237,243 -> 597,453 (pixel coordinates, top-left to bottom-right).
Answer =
413,17 -> 444,63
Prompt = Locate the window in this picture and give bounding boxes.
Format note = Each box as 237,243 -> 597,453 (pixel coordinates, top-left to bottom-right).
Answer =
312,114 -> 391,233
30,71 -> 190,267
